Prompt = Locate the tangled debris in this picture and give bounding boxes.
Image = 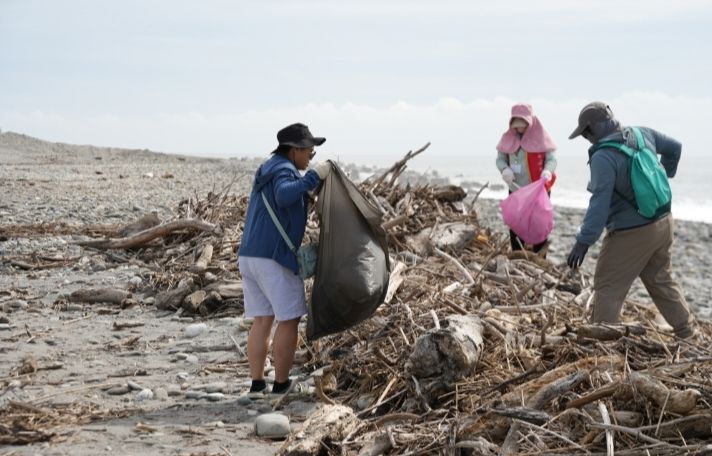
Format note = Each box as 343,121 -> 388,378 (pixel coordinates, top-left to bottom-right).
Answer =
281,145 -> 712,455
3,144 -> 712,454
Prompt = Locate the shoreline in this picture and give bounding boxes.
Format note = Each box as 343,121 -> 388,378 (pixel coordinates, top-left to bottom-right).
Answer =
2,131 -> 710,320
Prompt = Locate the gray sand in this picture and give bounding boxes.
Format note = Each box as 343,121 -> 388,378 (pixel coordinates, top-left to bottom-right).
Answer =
1,131 -> 710,455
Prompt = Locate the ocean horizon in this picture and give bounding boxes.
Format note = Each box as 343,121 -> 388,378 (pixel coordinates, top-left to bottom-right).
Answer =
313,151 -> 711,224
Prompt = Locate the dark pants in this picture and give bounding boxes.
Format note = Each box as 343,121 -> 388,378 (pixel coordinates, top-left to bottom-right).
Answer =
507,188 -> 549,254
509,229 -> 548,253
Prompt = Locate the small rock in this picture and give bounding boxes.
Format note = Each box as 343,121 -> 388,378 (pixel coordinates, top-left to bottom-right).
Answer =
175,352 -> 189,360
176,372 -> 190,382
185,390 -> 206,400
205,421 -> 224,428
129,276 -> 142,287
65,303 -> 83,312
127,380 -> 143,391
107,385 -> 131,395
0,316 -> 10,324
154,387 -> 169,401
237,396 -> 252,406
8,299 -> 28,310
0,324 -> 12,331
135,389 -> 154,401
206,392 -> 225,402
184,323 -> 208,338
184,354 -> 199,364
143,297 -> 155,305
257,403 -> 273,413
204,382 -> 226,393
167,384 -> 182,396
254,413 -> 291,439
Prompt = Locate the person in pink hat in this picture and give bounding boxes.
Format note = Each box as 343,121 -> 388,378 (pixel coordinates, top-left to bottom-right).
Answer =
496,103 -> 558,254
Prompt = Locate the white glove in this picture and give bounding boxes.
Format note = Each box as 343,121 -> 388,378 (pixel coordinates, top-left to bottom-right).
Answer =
501,167 -> 514,185
312,162 -> 331,180
541,170 -> 553,182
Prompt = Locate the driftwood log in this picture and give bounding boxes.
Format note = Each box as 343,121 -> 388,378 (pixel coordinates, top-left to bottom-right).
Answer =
76,219 -> 219,250
405,314 -> 483,382
188,243 -> 214,273
68,287 -> 131,305
155,280 -> 193,310
630,371 -> 701,414
277,405 -> 359,456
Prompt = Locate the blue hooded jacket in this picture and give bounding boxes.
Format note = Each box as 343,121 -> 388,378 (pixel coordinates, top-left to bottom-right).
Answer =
238,154 -> 321,273
576,126 -> 681,246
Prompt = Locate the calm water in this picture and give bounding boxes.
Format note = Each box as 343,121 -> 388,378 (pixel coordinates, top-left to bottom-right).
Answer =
323,150 -> 711,224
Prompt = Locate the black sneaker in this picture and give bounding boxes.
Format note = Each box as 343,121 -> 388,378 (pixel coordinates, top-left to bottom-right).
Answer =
247,379 -> 268,398
271,379 -> 292,395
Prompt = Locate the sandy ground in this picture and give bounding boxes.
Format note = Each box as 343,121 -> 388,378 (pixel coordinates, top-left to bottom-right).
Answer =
1,131 -> 710,455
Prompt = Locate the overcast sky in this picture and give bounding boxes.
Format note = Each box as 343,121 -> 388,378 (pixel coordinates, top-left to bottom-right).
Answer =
1,0 -> 710,161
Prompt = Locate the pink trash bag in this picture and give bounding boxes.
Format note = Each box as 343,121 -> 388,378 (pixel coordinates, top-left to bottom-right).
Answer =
499,179 -> 554,245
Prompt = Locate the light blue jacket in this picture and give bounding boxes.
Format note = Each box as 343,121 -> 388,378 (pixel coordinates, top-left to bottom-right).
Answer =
238,154 -> 321,273
576,126 -> 680,246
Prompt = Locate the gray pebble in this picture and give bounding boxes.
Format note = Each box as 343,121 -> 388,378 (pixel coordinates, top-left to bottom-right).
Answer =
184,322 -> 208,338
185,390 -> 206,400
107,385 -> 131,395
184,354 -> 199,364
206,392 -> 225,402
154,387 -> 169,401
167,384 -> 182,396
254,413 -> 291,439
204,382 -> 226,393
135,388 -> 154,401
127,380 -> 144,391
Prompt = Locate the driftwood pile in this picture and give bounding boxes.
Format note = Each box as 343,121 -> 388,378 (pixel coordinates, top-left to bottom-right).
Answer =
278,145 -> 712,455
21,145 -> 712,454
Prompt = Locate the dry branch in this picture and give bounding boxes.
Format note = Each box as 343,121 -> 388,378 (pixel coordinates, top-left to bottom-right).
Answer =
76,219 -> 219,249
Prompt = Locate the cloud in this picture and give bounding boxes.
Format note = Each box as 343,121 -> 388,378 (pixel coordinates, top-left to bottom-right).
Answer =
1,92 -> 705,160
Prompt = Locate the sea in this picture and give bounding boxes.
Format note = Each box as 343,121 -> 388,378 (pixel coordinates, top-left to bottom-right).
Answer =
320,150 -> 712,224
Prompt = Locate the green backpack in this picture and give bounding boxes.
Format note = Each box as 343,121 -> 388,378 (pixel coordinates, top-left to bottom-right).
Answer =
594,127 -> 672,219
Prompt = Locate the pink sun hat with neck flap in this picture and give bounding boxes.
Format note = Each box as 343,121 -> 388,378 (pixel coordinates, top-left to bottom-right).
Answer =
496,103 -> 557,154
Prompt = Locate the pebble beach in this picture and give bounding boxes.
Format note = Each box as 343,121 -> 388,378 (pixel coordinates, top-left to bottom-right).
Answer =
1,131 -> 711,455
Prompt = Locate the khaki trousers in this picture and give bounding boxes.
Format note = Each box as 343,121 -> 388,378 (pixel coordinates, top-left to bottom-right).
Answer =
592,214 -> 692,335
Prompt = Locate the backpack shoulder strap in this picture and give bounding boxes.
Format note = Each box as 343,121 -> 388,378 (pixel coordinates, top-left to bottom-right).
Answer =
591,131 -> 640,211
260,191 -> 298,255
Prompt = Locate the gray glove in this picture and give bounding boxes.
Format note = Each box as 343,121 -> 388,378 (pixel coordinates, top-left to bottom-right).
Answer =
312,162 -> 331,180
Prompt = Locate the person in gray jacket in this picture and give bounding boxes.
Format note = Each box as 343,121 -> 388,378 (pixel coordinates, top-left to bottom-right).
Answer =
566,102 -> 693,338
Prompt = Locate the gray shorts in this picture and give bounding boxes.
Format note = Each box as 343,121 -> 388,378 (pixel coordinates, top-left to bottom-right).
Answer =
238,256 -> 307,321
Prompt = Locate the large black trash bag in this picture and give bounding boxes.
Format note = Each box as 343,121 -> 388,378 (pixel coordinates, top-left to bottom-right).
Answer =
307,161 -> 390,340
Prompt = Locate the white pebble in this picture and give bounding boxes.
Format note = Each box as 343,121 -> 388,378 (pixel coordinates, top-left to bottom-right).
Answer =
184,323 -> 208,338
135,389 -> 154,401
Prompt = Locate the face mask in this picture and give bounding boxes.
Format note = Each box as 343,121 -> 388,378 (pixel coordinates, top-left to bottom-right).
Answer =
582,128 -> 595,143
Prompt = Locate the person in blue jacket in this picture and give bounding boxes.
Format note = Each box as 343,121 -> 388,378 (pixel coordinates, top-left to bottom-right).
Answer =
238,123 -> 331,394
566,102 -> 693,339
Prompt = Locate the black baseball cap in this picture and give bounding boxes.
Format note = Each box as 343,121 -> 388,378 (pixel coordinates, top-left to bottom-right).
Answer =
569,102 -> 614,139
271,123 -> 325,154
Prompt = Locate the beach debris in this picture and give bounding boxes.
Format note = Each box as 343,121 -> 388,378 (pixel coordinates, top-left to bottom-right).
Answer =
4,143 -> 712,454
68,287 -> 130,305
